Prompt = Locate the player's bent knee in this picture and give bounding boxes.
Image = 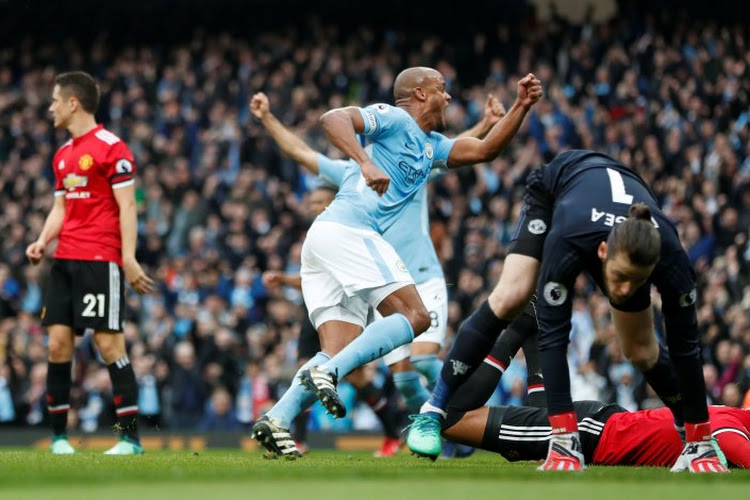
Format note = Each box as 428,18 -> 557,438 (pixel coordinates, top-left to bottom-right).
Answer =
47,337 -> 73,362
487,286 -> 531,320
407,308 -> 431,336
623,344 -> 658,371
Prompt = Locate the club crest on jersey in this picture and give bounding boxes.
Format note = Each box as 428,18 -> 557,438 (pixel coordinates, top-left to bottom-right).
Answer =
62,173 -> 88,190
543,281 -> 567,306
78,154 -> 94,171
425,143 -> 434,159
679,288 -> 697,307
528,219 -> 547,235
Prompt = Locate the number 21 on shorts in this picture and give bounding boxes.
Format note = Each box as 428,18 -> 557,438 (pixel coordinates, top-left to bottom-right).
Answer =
82,293 -> 105,317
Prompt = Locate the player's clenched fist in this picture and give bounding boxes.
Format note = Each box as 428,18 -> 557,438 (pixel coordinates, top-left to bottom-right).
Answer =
361,159 -> 390,196
250,92 -> 270,120
516,73 -> 544,110
25,241 -> 45,265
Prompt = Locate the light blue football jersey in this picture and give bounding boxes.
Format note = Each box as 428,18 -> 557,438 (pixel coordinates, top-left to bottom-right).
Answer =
317,103 -> 455,237
317,154 -> 444,284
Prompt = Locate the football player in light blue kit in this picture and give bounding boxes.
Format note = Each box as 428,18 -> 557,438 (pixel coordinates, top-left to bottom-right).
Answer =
256,93 -> 503,387
305,66 -> 542,411
249,91 -> 504,457
251,67 -> 542,456
320,153 -> 448,402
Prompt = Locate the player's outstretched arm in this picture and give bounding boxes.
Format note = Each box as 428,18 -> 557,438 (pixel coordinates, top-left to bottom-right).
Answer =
715,430 -> 750,468
114,183 -> 155,294
250,92 -> 319,173
441,406 -> 492,447
25,194 -> 65,265
320,107 -> 389,196
447,74 -> 542,168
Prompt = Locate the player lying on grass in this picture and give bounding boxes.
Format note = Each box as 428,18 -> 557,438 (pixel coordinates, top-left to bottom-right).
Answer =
442,401 -> 750,470
428,309 -> 745,471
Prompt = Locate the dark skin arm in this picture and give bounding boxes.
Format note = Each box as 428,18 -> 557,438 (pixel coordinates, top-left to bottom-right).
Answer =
319,109 -> 390,196
447,74 -> 542,168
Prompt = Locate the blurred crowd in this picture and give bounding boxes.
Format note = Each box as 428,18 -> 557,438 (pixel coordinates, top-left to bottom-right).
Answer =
0,4 -> 749,435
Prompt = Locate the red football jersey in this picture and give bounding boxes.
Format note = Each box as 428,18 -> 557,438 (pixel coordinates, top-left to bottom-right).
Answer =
708,406 -> 750,468
593,406 -> 750,467
52,125 -> 136,266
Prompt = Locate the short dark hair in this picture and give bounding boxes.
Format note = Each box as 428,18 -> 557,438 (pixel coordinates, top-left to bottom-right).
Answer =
55,71 -> 100,114
606,203 -> 661,267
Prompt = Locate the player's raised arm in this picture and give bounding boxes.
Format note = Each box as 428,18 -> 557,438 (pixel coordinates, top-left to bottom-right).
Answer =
320,107 -> 389,196
447,74 -> 542,168
250,92 -> 319,173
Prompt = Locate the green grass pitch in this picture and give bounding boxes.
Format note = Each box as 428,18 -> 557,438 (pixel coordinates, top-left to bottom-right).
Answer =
0,449 -> 747,500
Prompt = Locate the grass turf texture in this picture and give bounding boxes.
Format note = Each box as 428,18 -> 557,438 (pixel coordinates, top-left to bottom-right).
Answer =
0,449 -> 747,500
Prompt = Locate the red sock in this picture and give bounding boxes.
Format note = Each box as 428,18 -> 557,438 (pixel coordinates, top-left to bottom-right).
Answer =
685,421 -> 711,442
549,411 -> 578,434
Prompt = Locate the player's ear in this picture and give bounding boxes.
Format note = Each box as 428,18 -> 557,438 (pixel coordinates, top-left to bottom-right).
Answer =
67,95 -> 79,113
414,86 -> 426,101
597,241 -> 608,261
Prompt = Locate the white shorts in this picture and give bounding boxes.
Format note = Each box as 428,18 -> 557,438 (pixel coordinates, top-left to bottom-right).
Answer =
382,277 -> 448,366
301,221 -> 414,329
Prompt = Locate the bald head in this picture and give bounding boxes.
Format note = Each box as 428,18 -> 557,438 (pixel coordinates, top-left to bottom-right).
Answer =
393,67 -> 442,101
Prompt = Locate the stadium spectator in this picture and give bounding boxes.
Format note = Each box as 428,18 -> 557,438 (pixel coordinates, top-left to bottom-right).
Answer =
199,386 -> 243,431
168,341 -> 206,429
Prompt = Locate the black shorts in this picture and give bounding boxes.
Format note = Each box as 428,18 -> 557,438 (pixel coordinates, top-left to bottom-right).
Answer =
42,259 -> 125,333
298,306 -> 321,361
507,169 -> 554,260
481,401 -> 626,463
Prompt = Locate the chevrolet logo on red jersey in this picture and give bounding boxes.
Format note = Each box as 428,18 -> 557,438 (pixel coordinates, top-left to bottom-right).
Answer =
63,173 -> 89,190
